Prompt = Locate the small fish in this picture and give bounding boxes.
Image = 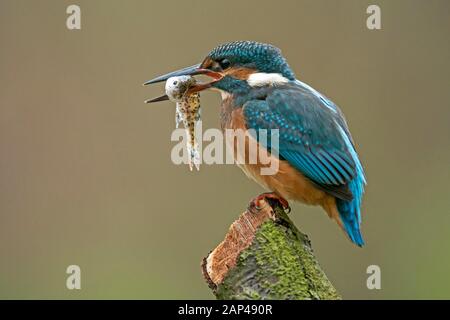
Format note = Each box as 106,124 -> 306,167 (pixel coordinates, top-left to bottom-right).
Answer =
165,76 -> 201,171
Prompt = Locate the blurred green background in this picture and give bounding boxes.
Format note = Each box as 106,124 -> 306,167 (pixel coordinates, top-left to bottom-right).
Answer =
0,0 -> 449,299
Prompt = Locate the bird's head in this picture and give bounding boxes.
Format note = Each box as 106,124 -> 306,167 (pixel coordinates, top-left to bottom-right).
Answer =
144,41 -> 296,102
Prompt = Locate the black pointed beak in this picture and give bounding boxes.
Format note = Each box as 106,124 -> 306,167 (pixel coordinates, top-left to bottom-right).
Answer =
144,94 -> 169,104
143,63 -> 204,86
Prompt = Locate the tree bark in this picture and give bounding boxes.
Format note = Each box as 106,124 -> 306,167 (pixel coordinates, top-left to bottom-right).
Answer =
201,198 -> 341,300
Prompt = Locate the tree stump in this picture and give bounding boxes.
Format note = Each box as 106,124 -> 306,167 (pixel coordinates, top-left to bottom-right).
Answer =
201,199 -> 341,300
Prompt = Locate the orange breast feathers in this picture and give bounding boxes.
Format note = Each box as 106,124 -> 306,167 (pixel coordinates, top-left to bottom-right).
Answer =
226,108 -> 344,229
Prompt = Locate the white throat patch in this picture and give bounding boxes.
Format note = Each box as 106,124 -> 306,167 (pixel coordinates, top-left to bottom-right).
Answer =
247,72 -> 289,87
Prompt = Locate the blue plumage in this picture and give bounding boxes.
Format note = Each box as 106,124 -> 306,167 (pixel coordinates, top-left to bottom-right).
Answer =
209,41 -> 296,81
242,81 -> 366,246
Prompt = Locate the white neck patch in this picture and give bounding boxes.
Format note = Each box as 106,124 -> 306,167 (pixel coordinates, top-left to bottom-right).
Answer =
247,72 -> 289,87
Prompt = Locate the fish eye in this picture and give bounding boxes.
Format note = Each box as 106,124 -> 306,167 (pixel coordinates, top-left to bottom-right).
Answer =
218,58 -> 231,70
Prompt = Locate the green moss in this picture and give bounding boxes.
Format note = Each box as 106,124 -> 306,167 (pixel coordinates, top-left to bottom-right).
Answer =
252,221 -> 311,299
215,207 -> 341,300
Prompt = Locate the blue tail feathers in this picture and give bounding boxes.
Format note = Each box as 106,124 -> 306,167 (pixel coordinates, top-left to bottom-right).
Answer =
336,164 -> 366,246
335,124 -> 366,247
337,198 -> 365,246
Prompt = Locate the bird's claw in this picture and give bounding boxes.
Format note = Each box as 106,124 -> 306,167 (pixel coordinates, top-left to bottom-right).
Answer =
247,201 -> 266,215
283,205 -> 292,214
247,192 -> 291,215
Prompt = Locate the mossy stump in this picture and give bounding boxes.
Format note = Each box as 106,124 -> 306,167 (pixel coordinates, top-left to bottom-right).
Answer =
202,199 -> 341,300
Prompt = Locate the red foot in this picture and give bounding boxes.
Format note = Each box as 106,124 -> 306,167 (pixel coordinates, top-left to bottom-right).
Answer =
247,192 -> 291,214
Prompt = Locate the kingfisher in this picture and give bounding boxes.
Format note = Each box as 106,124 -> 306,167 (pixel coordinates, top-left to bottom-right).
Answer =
144,41 -> 366,246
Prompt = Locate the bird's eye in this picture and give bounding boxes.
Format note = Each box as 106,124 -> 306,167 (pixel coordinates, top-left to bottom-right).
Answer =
218,58 -> 231,70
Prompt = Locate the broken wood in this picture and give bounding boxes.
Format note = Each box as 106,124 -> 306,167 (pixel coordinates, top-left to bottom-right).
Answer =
202,199 -> 341,300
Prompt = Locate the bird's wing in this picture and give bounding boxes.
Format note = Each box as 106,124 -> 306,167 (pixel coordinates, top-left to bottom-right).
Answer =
242,84 -> 356,201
